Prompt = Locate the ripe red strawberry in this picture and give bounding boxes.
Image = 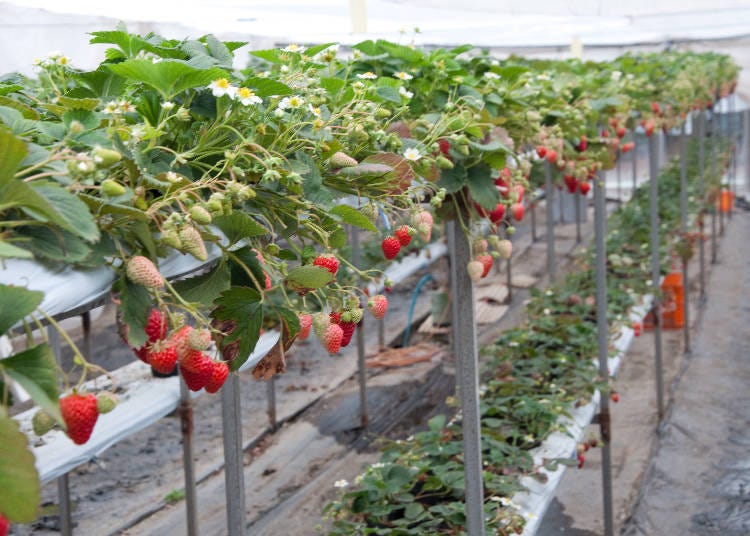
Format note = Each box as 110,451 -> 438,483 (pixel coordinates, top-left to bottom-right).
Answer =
611,392 -> 620,403
489,203 -> 505,224
321,324 -> 344,354
546,149 -> 557,164
329,311 -> 342,325
632,321 -> 642,337
60,393 -> 99,445
437,139 -> 451,156
577,453 -> 585,469
601,129 -> 610,138
205,361 -> 230,393
536,145 -> 547,158
394,225 -> 414,247
147,342 -> 178,374
298,313 -> 313,340
621,141 -> 635,153
578,181 -> 591,196
367,295 -> 388,319
616,126 -> 627,138
476,254 -> 493,278
339,321 -> 357,347
609,117 -> 619,128
180,350 -> 214,391
644,119 -> 655,137
145,308 -> 168,342
126,256 -> 164,288
651,101 -> 661,115
381,236 -> 401,260
511,202 -> 524,222
0,513 -> 8,536
564,175 -> 578,193
313,254 -> 339,275
576,135 -> 588,152
467,261 -> 483,283
513,184 -> 525,203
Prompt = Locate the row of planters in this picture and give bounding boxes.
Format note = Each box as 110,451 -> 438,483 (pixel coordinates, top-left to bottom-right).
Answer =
0,23 -> 738,529
323,138 -> 730,534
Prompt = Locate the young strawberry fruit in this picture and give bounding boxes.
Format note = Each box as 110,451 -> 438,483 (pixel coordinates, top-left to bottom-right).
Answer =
339,321 -> 357,347
467,260 -> 484,283
328,151 -> 358,168
126,256 -> 164,289
320,324 -> 344,354
180,350 -> 214,391
536,145 -> 547,158
511,202 -> 524,222
32,409 -> 56,436
60,393 -> 99,445
148,342 -> 178,374
96,392 -> 118,414
473,238 -> 489,255
170,325 -> 194,361
367,295 -> 388,319
189,205 -> 212,225
205,361 -> 230,393
187,328 -> 212,351
394,225 -> 414,247
381,236 -> 401,260
313,253 -> 339,275
298,313 -> 313,340
145,308 -> 168,342
179,226 -> 208,261
496,239 -> 513,259
476,254 -> 493,278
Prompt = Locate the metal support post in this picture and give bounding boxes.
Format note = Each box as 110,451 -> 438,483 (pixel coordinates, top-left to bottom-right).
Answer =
221,374 -> 246,535
505,227 -> 513,304
266,377 -> 276,430
447,219 -> 485,536
351,226 -> 368,428
698,112 -> 706,302
544,162 -> 556,282
631,136 -> 638,192
593,171 -> 614,536
48,327 -> 73,536
575,190 -> 582,244
709,112 -> 718,264
679,124 -> 690,352
648,134 -> 665,421
530,198 -> 538,242
719,106 -> 725,234
616,150 -> 622,203
179,378 -> 198,536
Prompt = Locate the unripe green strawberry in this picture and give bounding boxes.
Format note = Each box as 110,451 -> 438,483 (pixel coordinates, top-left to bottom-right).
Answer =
92,147 -> 122,168
329,151 -> 358,168
60,393 -> 99,445
436,155 -> 454,170
32,409 -> 56,436
265,243 -> 280,256
312,312 -> 330,339
126,256 -> 164,288
187,328 -> 212,351
162,229 -> 182,249
206,198 -> 224,214
69,120 -> 85,134
360,203 -> 379,225
101,179 -> 126,197
374,108 -> 392,119
134,196 -> 148,210
348,308 -> 364,324
189,205 -> 212,225
467,260 -> 483,282
96,392 -> 118,414
179,226 -> 208,261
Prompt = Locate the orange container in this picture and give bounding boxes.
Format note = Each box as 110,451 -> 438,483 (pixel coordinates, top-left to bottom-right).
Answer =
643,272 -> 685,330
719,189 -> 735,212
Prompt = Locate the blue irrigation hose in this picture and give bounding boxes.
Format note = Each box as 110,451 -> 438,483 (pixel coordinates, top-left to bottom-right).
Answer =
402,273 -> 436,348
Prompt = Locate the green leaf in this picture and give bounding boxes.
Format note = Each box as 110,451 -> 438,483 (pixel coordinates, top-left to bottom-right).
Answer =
119,279 -> 151,348
428,414 -> 446,432
437,164 -> 467,194
0,409 -> 41,522
203,34 -> 235,68
466,165 -> 499,210
329,205 -> 378,232
0,240 -> 32,259
319,77 -> 345,97
0,126 -> 28,187
78,194 -> 149,221
352,40 -> 381,56
0,96 -> 38,120
242,77 -> 292,98
250,49 -> 285,64
212,212 -> 268,244
385,465 -> 412,489
284,265 -> 333,292
0,106 -> 36,135
304,42 -> 336,58
16,227 -> 91,263
337,163 -> 392,178
404,502 -> 424,520
57,95 -> 101,112
107,60 -> 228,99
212,287 -> 263,371
1,344 -> 61,424
171,261 -> 230,305
32,183 -> 99,242
297,151 -> 334,205
375,85 -> 402,104
0,285 -> 43,334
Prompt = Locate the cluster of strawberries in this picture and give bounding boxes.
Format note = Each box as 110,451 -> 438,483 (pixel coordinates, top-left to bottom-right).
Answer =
381,210 -> 434,260
466,237 -> 513,283
31,389 -> 117,446
125,308 -> 229,393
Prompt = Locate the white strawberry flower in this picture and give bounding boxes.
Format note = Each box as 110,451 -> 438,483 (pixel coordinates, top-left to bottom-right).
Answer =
333,479 -> 349,488
237,87 -> 263,106
403,148 -> 422,161
393,71 -> 413,80
208,78 -> 237,99
484,71 -> 500,80
161,101 -> 175,110
398,86 -> 414,99
356,71 -> 378,80
277,95 -> 305,111
282,44 -> 306,53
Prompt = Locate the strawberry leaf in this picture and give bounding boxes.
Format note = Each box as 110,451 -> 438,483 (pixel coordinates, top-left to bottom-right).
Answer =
212,286 -> 263,371
329,205 -> 378,232
285,265 -> 334,293
0,408 -> 40,522
0,284 -> 43,334
0,344 -> 61,424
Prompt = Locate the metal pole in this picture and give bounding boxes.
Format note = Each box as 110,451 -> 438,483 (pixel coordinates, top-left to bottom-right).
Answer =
221,374 -> 246,535
351,226 -> 368,428
593,171 -> 614,536
505,226 -> 513,304
266,377 -> 276,430
530,198 -> 537,242
616,149 -> 622,203
179,377 -> 199,536
648,133 -> 665,421
377,318 -> 385,351
632,136 -> 638,193
575,190 -> 582,244
544,161 -> 556,282
679,124 -> 690,353
48,327 -> 73,536
447,219 -> 485,536
698,112 -> 706,302
718,105 -> 725,234
709,112 -> 718,264
729,96 -> 735,220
